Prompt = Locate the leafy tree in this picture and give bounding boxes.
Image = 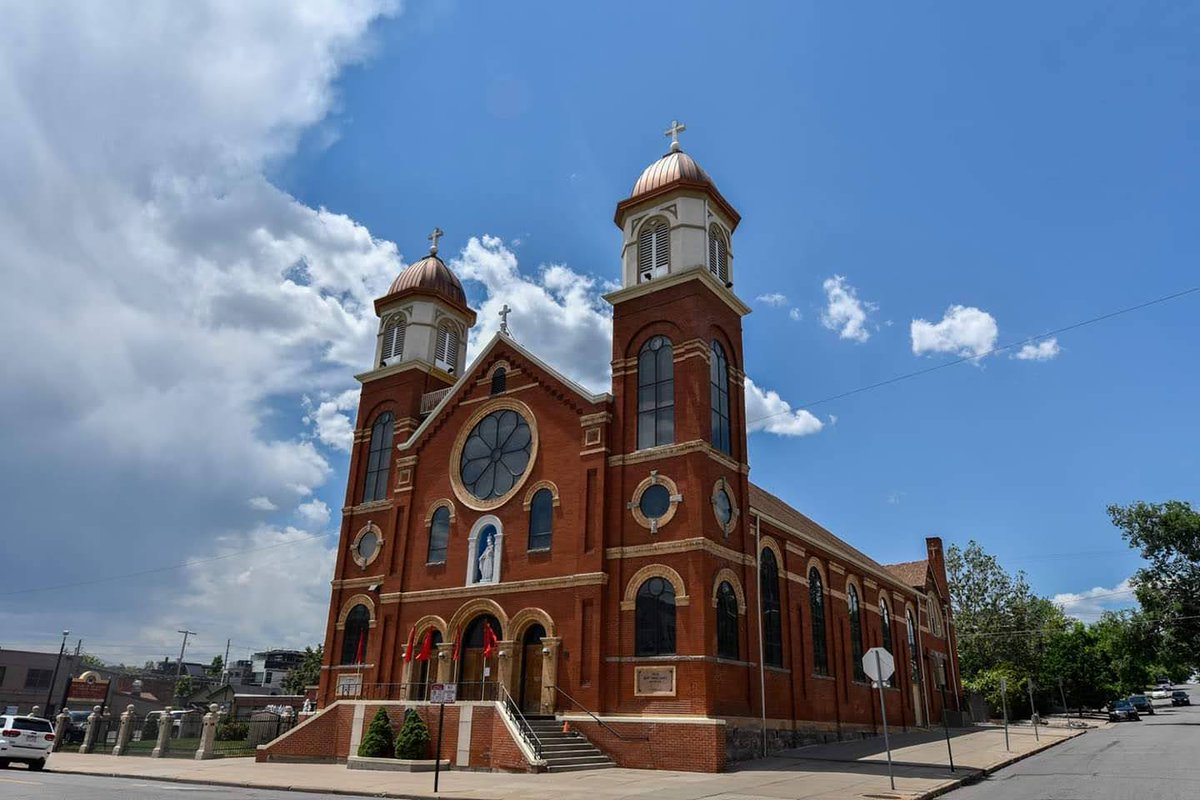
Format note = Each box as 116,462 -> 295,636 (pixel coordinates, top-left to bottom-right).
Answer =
357,707 -> 396,758
174,674 -> 194,700
1041,621 -> 1108,712
282,646 -> 323,695
394,708 -> 431,760
1108,501 -> 1200,674
208,655 -> 224,677
963,664 -> 1030,719
79,653 -> 106,670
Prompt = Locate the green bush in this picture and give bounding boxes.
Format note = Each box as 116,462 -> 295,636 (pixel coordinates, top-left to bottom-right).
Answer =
357,707 -> 396,758
141,716 -> 160,741
216,721 -> 249,741
394,708 -> 430,760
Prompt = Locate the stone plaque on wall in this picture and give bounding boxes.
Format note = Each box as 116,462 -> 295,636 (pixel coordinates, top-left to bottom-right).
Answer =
634,665 -> 676,697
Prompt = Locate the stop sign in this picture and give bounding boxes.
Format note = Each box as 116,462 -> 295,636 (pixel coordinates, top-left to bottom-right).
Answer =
863,647 -> 895,683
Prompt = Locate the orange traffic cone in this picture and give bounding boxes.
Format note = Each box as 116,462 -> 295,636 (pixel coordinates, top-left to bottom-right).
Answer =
562,720 -> 570,734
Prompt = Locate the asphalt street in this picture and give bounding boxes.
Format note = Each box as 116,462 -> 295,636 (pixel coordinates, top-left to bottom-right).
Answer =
952,687 -> 1200,800
0,771 -> 336,800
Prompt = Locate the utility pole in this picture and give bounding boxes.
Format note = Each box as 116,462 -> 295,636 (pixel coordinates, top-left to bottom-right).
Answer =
222,639 -> 231,686
44,630 -> 70,717
174,629 -> 197,701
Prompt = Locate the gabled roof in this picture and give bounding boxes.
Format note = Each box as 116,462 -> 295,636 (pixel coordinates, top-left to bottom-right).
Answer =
399,331 -> 611,452
748,483 -> 916,595
883,559 -> 929,590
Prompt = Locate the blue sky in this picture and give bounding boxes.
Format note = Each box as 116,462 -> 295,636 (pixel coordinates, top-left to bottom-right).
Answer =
1,1 -> 1196,662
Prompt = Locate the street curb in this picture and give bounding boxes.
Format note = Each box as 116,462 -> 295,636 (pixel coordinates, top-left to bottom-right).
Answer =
914,728 -> 1088,800
45,767 -> 475,800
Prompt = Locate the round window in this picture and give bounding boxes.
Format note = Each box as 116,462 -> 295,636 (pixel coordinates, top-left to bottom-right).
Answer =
356,530 -> 379,563
639,484 -> 671,519
713,487 -> 733,526
459,408 -> 533,501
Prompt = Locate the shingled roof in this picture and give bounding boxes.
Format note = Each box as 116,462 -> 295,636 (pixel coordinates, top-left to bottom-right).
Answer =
883,559 -> 929,589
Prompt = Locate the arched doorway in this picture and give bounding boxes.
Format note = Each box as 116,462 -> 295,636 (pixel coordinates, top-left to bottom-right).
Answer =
518,623 -> 546,714
458,614 -> 502,700
412,629 -> 443,701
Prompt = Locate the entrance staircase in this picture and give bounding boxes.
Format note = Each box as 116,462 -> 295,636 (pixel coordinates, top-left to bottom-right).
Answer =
521,715 -> 614,772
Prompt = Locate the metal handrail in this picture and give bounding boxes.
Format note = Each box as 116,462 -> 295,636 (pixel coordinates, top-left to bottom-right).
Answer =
548,685 -> 650,742
497,683 -> 544,757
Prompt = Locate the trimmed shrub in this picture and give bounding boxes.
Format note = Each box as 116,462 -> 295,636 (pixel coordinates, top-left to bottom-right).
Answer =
357,707 -> 396,758
216,721 -> 249,741
394,708 -> 430,760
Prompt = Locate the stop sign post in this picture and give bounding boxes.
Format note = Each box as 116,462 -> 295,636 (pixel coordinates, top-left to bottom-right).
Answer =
863,647 -> 896,790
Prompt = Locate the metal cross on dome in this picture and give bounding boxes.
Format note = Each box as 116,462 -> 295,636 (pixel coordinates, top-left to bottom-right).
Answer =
499,303 -> 512,336
663,119 -> 686,152
428,226 -> 444,255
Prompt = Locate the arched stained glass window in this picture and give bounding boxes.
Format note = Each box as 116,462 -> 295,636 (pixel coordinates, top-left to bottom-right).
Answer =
906,608 -> 919,683
710,341 -> 731,455
528,488 -> 553,551
716,581 -> 739,660
637,336 -> 674,450
761,549 -> 783,667
635,577 -> 676,656
340,605 -> 370,665
849,585 -> 866,682
428,506 -> 450,563
879,598 -> 894,687
809,568 -> 829,676
362,412 -> 393,503
490,367 -> 506,395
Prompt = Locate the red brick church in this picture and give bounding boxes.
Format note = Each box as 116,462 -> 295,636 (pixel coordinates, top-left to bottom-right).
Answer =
263,127 -> 962,772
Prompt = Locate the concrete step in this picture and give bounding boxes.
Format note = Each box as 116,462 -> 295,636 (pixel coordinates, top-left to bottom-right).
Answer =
545,759 -> 615,772
540,746 -> 602,757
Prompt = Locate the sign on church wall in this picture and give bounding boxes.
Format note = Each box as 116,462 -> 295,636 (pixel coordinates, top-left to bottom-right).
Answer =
634,666 -> 676,697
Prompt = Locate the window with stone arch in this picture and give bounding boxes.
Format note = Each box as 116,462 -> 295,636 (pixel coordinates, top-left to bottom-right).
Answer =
716,580 -> 739,661
635,577 -> 676,656
435,320 -> 459,370
761,548 -> 783,667
848,583 -> 866,682
380,313 -> 406,366
809,567 -> 829,676
362,412 -> 394,503
527,487 -> 553,551
906,607 -> 919,683
340,604 -> 370,665
708,223 -> 729,283
637,216 -> 670,282
637,335 -> 674,449
879,597 -> 894,687
427,505 -> 450,564
490,366 -> 507,395
710,340 -> 732,455
928,594 -> 944,637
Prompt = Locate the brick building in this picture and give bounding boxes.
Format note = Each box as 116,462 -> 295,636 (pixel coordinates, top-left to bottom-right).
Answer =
275,131 -> 962,772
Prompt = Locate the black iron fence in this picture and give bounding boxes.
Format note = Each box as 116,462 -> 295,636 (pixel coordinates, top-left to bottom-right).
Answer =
211,713 -> 295,758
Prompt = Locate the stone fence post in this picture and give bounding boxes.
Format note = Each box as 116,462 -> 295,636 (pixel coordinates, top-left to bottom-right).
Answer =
53,710 -> 70,752
79,705 -> 102,754
194,704 -> 219,760
31,705 -> 41,718
112,705 -> 136,756
151,706 -> 173,758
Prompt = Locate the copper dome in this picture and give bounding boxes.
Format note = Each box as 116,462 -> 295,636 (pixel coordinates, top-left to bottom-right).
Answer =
629,150 -> 714,199
386,254 -> 468,309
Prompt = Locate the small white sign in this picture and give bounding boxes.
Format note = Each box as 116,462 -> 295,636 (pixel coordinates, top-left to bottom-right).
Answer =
429,683 -> 457,704
482,667 -> 491,678
863,647 -> 895,683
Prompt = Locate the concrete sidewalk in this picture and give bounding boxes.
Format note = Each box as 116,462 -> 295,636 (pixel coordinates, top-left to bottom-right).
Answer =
43,724 -> 1091,800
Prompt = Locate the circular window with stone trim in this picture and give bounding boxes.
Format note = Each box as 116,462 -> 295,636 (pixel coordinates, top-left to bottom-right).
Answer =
711,477 -> 740,537
449,398 -> 540,511
350,522 -> 383,569
630,472 -> 681,533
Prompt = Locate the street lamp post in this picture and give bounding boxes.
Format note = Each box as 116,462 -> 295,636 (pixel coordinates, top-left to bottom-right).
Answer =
43,630 -> 70,717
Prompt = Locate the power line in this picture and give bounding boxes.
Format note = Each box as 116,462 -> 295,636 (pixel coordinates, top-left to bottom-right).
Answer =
747,285 -> 1200,425
0,530 -> 335,597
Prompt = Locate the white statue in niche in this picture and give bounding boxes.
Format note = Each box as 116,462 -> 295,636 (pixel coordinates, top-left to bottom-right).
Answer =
477,533 -> 496,583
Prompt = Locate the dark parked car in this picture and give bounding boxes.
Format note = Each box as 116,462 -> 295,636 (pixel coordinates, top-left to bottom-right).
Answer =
1108,700 -> 1140,722
1128,694 -> 1156,715
1171,690 -> 1191,706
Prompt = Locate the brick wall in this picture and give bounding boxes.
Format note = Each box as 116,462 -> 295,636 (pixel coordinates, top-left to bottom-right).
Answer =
565,718 -> 726,773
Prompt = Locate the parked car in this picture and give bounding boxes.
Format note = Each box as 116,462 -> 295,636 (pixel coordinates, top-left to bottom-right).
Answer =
62,710 -> 90,744
1128,694 -> 1156,715
0,715 -> 55,770
1171,690 -> 1191,706
1108,700 -> 1141,722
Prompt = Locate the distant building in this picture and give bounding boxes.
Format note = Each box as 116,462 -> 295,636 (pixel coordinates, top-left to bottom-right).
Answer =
0,648 -> 81,716
250,650 -> 305,692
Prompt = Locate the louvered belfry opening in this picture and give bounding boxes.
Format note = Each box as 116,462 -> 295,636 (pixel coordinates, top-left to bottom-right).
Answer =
708,224 -> 728,283
380,314 -> 406,366
637,218 -> 669,282
435,321 -> 459,370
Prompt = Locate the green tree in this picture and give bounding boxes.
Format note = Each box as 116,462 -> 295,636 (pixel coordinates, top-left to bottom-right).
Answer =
1108,500 -> 1200,674
174,674 -> 194,700
282,646 -> 323,695
1041,621 -> 1108,712
79,653 -> 106,670
208,655 -> 224,677
357,707 -> 396,758
394,708 -> 431,760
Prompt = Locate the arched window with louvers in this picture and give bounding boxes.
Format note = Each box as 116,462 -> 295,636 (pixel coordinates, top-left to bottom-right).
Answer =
379,314 -> 406,367
435,321 -> 459,371
708,224 -> 729,284
362,412 -> 393,503
637,217 -> 670,283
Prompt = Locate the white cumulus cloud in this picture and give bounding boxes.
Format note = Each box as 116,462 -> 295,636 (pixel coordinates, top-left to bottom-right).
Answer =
820,275 -> 877,342
297,498 -> 332,528
248,496 -> 278,511
757,292 -> 789,307
1013,338 -> 1061,361
745,378 -> 824,437
911,305 -> 999,359
304,388 -> 361,452
789,308 -> 803,321
1053,578 -> 1136,621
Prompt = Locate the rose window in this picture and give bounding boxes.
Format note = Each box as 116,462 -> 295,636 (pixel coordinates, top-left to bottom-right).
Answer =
459,409 -> 533,501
